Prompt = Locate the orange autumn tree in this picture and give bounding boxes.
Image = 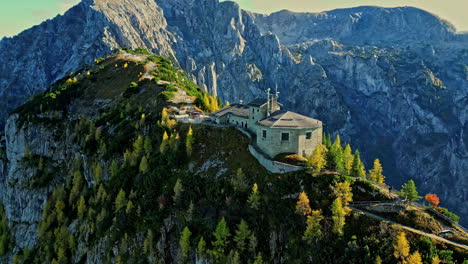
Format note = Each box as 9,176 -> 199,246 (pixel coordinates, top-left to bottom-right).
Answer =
425,194 -> 440,208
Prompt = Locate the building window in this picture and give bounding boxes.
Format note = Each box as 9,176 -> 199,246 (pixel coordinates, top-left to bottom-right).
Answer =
306,131 -> 312,140
252,108 -> 255,113
281,132 -> 289,142
262,130 -> 267,138
257,109 -> 259,112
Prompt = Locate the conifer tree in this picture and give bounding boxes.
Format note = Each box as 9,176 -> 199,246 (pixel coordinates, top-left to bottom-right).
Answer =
173,179 -> 183,203
179,226 -> 192,260
109,160 -> 119,180
331,198 -> 346,235
400,180 -> 421,205
143,230 -> 154,254
197,237 -> 207,260
160,131 -> 169,153
393,232 -> 410,263
369,159 -> 385,183
144,136 -> 152,155
77,196 -> 86,219
231,168 -> 248,193
133,136 -> 144,157
342,144 -> 353,176
375,256 -> 382,264
69,171 -> 84,206
407,251 -> 423,264
125,200 -> 134,214
115,189 -> 127,213
303,210 -> 323,244
93,163 -> 103,184
295,192 -> 312,216
234,219 -> 251,253
212,218 -> 231,261
185,126 -> 194,157
248,184 -> 261,209
350,150 -> 365,178
332,181 -> 353,215
326,140 -> 342,172
307,144 -> 327,175
139,156 -> 149,174
253,253 -> 264,264
431,256 -> 441,264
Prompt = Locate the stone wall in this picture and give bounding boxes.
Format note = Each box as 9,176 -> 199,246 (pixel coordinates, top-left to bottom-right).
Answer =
236,127 -> 304,174
248,145 -> 304,174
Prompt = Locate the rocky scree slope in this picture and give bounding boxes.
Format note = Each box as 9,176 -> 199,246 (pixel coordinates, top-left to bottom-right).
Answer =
0,0 -> 467,225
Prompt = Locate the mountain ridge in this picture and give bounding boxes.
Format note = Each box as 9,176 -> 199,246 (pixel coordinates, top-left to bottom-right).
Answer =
0,0 -> 467,228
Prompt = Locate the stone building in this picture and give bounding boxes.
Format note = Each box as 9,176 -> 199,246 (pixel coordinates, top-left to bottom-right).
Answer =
210,97 -> 322,158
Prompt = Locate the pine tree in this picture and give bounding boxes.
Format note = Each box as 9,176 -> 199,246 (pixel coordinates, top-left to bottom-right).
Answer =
332,181 -> 353,215
93,163 -> 103,184
342,144 -> 353,176
303,210 -> 323,244
393,232 -> 410,263
69,171 -> 84,206
331,198 -> 346,235
326,136 -> 343,172
248,184 -> 261,209
231,168 -> 248,193
133,136 -> 144,157
295,192 -> 312,216
400,180 -> 422,205
307,144 -> 327,175
109,160 -> 119,180
228,250 -> 241,264
160,131 -> 169,153
253,253 -> 264,264
173,179 -> 183,203
139,156 -> 149,174
350,150 -> 365,178
125,200 -> 134,214
234,219 -> 251,253
197,237 -> 207,260
143,230 -> 154,254
185,126 -> 194,157
369,159 -> 385,183
179,226 -> 192,260
375,256 -> 382,264
115,189 -> 127,213
144,136 -> 152,154
212,218 -> 231,261
77,196 -> 86,219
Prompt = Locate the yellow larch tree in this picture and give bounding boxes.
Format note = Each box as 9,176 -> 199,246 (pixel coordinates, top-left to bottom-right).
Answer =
307,144 -> 328,175
331,181 -> 353,215
393,232 -> 410,263
369,159 -> 385,184
295,192 -> 312,216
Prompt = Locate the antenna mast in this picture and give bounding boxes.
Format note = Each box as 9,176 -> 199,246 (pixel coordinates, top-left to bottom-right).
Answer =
266,88 -> 271,117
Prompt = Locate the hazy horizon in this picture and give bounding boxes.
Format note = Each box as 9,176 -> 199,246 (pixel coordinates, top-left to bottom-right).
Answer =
1,0 -> 467,38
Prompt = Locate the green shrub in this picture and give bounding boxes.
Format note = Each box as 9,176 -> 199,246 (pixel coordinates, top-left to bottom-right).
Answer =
435,207 -> 460,223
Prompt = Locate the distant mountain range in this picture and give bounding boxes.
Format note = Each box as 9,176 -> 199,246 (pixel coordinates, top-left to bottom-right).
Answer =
0,0 -> 467,225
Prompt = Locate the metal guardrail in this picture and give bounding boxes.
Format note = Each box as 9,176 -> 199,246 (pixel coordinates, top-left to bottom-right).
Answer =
352,201 -> 468,234
427,208 -> 468,234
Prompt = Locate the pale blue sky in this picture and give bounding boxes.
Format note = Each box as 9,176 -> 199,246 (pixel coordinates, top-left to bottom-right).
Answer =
1,0 -> 466,38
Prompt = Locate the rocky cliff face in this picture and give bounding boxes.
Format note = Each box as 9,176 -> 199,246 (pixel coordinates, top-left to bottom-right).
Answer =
0,0 -> 467,230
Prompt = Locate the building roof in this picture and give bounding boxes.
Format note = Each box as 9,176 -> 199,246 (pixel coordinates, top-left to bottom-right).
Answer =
247,98 -> 268,107
210,104 -> 249,118
257,110 -> 322,129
